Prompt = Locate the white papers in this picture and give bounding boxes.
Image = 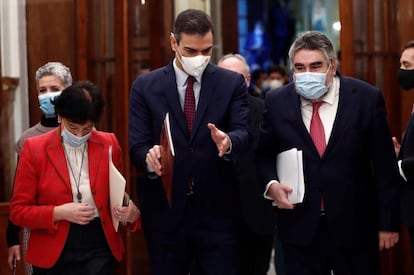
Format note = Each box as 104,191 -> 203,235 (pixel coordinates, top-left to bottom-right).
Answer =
109,146 -> 126,231
164,112 -> 175,156
276,148 -> 305,204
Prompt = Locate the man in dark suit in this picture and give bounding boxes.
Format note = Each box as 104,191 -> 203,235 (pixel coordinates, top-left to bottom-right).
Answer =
217,53 -> 275,275
256,31 -> 400,274
128,9 -> 249,275
394,40 -> 414,266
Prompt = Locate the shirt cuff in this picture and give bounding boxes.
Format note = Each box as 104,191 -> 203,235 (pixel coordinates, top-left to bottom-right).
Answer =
264,180 -> 279,207
398,160 -> 408,182
225,135 -> 232,154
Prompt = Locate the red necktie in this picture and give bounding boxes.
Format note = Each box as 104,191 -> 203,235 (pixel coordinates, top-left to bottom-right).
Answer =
310,101 -> 326,212
184,76 -> 196,195
184,76 -> 196,135
310,101 -> 326,157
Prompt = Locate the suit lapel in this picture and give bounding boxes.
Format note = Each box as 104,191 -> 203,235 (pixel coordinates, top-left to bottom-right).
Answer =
287,88 -> 319,155
46,130 -> 72,192
47,130 -> 104,193
163,62 -> 215,139
163,63 -> 189,136
87,133 -> 104,191
325,77 -> 356,155
289,78 -> 356,158
191,64 -> 215,139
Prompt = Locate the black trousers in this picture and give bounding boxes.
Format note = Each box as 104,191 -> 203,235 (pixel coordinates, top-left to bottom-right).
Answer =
283,216 -> 380,275
239,222 -> 273,275
406,226 -> 414,266
32,218 -> 115,275
144,196 -> 241,275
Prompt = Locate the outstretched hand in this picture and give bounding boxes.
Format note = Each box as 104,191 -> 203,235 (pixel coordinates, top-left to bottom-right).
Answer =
207,123 -> 231,157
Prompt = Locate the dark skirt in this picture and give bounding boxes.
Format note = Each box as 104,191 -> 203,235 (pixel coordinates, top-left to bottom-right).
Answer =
32,218 -> 115,275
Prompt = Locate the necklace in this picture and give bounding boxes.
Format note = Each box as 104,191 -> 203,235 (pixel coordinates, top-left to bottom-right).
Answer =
63,143 -> 87,203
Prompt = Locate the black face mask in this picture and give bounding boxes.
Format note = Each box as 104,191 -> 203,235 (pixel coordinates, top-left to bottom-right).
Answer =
398,68 -> 414,91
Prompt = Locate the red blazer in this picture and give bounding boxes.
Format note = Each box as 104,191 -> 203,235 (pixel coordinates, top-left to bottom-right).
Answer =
9,128 -> 139,268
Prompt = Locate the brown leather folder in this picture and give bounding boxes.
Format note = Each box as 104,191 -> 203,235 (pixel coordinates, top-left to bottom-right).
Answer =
160,113 -> 175,207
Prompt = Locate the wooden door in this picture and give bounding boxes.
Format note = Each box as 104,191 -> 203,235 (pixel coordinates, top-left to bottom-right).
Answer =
339,0 -> 412,274
0,1 -> 174,274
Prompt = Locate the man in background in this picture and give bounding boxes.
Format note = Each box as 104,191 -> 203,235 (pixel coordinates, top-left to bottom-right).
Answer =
218,53 -> 275,275
394,40 -> 414,266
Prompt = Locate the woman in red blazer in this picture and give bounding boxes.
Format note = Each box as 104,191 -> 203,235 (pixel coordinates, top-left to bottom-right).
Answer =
10,81 -> 140,275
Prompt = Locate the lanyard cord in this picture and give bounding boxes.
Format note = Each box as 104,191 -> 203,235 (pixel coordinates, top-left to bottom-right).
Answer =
63,143 -> 87,203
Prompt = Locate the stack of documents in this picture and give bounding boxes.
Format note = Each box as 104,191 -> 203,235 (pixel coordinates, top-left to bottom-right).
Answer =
109,146 -> 126,231
159,112 -> 175,207
276,148 -> 305,204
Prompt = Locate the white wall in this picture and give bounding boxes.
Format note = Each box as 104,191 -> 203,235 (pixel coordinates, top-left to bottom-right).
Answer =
0,0 -> 29,145
0,0 -> 29,184
175,0 -> 209,15
173,0 -> 223,62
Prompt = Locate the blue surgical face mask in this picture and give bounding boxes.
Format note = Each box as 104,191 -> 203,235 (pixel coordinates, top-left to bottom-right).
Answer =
294,67 -> 330,100
38,91 -> 62,117
61,127 -> 91,147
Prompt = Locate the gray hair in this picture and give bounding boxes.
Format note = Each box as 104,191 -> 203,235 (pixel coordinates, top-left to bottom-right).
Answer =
35,62 -> 73,89
288,31 -> 336,69
217,53 -> 250,75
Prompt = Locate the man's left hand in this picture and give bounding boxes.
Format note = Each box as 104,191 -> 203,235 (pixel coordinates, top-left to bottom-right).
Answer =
207,123 -> 230,157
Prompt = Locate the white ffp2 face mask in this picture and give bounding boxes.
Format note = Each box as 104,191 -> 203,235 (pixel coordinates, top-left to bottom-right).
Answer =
269,79 -> 283,89
176,48 -> 210,77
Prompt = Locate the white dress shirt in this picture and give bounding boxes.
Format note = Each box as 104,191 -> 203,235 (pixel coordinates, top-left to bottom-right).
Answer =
264,76 -> 341,201
173,58 -> 202,110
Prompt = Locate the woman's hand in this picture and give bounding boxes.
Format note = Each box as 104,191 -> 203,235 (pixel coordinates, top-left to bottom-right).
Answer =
54,202 -> 95,225
7,245 -> 20,271
113,200 -> 141,224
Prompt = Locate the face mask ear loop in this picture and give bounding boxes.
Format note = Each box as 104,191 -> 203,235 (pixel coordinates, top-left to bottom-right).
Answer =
325,62 -> 333,87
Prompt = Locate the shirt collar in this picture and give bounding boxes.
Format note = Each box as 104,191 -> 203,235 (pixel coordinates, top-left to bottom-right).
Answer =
172,58 -> 202,86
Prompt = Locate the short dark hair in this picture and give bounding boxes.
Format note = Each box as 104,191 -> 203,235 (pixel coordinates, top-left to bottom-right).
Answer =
172,9 -> 214,44
251,68 -> 266,82
54,81 -> 104,124
402,41 -> 414,52
267,65 -> 287,77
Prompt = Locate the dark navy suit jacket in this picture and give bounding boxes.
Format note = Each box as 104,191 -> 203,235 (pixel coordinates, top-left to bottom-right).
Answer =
399,113 -> 414,227
233,94 -> 275,235
128,61 -> 249,232
257,76 -> 400,248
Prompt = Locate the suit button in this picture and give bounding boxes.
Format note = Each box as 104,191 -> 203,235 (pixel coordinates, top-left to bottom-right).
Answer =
98,206 -> 103,211
92,190 -> 96,195
189,148 -> 194,153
